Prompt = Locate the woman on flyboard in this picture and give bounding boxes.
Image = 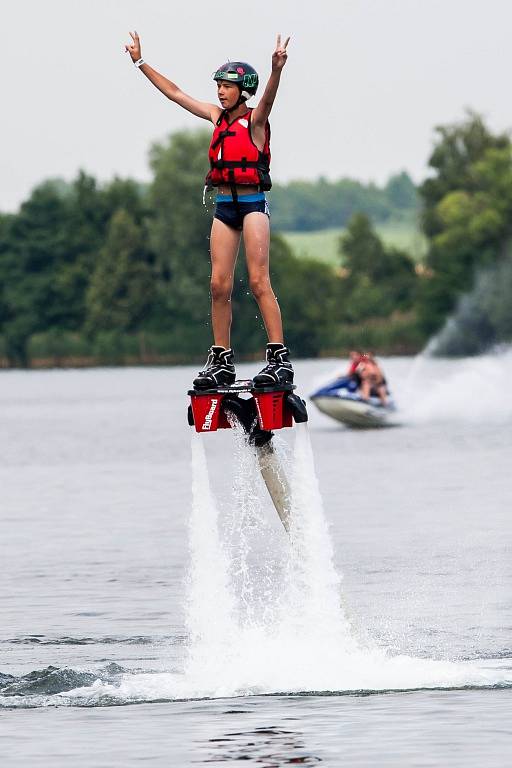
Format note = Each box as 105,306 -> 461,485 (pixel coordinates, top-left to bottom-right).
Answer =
125,32 -> 294,390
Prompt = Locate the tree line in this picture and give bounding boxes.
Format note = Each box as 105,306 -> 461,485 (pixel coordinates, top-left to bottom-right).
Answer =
269,171 -> 418,231
1,113 -> 511,366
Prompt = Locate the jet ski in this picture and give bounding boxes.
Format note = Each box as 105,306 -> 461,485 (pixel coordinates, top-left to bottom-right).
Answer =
310,375 -> 400,429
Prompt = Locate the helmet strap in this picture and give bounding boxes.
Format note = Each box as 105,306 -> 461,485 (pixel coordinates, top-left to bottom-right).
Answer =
225,86 -> 247,113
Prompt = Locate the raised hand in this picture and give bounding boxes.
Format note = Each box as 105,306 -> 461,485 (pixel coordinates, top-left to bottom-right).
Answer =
272,34 -> 290,71
125,31 -> 142,62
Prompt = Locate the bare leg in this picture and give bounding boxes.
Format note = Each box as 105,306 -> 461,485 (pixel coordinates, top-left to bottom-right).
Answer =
360,379 -> 371,400
377,384 -> 388,406
243,212 -> 283,343
210,218 -> 241,348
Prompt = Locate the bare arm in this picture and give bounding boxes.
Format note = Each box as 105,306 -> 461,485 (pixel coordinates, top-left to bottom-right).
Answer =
252,35 -> 290,131
125,31 -> 220,123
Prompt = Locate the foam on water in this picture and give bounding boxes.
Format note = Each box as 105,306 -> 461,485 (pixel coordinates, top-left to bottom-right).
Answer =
56,423 -> 512,704
58,654 -> 511,707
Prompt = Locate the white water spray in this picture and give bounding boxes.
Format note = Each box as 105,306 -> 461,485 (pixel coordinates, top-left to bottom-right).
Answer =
180,424 -> 367,697
280,424 -> 356,650
223,422 -> 277,629
183,434 -> 236,682
177,425 -> 511,698
62,424 -> 512,704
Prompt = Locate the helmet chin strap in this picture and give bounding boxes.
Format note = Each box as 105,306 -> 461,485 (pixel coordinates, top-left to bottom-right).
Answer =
226,87 -> 250,113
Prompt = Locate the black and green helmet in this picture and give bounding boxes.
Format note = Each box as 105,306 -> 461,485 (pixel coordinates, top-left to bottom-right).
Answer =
213,62 -> 259,100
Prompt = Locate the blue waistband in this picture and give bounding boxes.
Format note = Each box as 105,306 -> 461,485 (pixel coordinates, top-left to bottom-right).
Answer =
216,192 -> 266,203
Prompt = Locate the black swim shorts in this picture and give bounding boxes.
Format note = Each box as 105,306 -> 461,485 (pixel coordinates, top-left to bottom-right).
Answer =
214,193 -> 270,231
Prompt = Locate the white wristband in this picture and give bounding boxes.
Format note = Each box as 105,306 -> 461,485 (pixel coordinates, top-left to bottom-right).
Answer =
134,58 -> 144,68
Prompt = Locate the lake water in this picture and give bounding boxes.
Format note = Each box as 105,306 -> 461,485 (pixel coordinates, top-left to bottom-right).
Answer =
1,355 -> 511,766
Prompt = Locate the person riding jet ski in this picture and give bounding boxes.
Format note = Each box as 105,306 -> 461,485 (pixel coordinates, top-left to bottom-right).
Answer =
356,353 -> 388,406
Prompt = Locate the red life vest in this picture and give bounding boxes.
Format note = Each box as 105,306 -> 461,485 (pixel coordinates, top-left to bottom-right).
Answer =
206,108 -> 271,190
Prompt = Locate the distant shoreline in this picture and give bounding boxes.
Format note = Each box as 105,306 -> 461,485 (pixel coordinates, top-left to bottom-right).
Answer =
0,345 -> 421,370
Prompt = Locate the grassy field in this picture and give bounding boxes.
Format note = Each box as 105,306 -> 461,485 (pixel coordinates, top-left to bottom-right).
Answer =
281,219 -> 427,267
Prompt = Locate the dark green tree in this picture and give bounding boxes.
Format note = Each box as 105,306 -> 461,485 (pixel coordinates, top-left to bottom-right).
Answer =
269,234 -> 340,356
85,209 -> 155,334
0,171 -> 150,364
148,129 -> 213,351
0,181 -> 72,364
339,213 -> 417,319
417,114 -> 512,335
420,111 -> 509,238
103,178 -> 149,227
58,172 -> 151,331
385,172 -> 418,210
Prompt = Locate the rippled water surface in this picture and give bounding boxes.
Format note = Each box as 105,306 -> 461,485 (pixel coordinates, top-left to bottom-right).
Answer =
1,356 -> 511,766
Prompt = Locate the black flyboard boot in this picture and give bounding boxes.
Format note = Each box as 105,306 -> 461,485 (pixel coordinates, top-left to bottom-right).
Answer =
253,343 -> 294,388
193,346 -> 236,390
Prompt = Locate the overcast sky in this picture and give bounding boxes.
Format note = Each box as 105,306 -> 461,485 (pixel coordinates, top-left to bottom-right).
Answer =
3,0 -> 512,212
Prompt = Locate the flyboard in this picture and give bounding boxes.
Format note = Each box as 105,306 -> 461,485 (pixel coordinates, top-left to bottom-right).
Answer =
188,381 -> 308,531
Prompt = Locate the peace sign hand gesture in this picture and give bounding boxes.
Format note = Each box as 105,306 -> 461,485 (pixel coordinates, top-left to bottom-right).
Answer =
125,31 -> 142,63
272,34 -> 290,71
